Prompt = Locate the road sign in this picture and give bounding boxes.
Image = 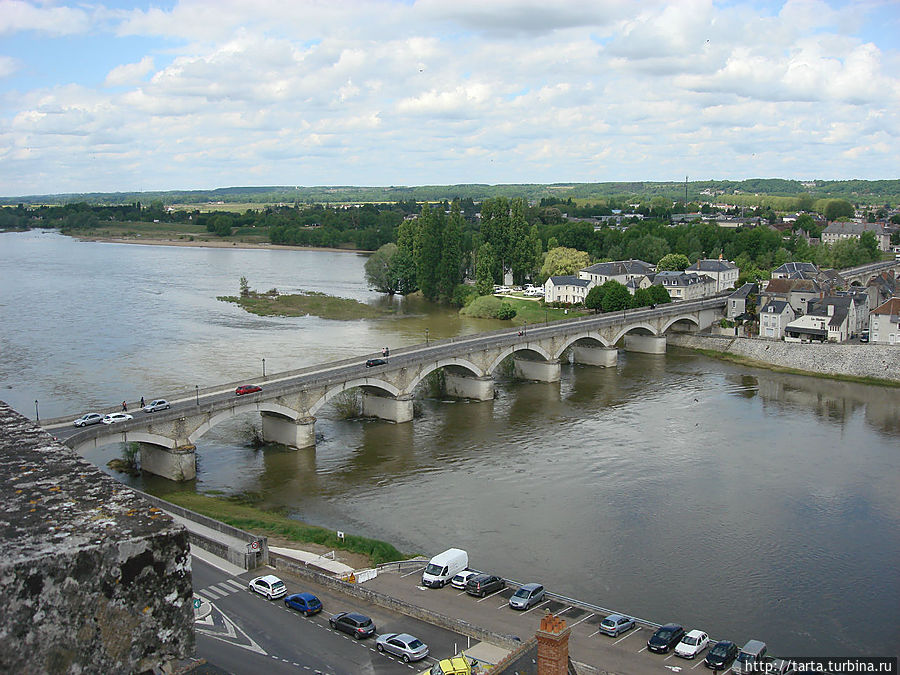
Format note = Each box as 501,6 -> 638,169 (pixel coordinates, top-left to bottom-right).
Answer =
193,598 -> 202,609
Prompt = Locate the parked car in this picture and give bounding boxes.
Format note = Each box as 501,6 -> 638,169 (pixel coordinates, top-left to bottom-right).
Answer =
142,399 -> 170,413
647,623 -> 686,653
284,592 -> 322,616
73,413 -> 103,427
465,573 -> 505,598
424,655 -> 475,675
376,632 -> 429,662
248,574 -> 286,600
598,614 -> 635,637
508,583 -> 545,610
422,548 -> 468,588
675,630 -> 710,658
451,570 -> 477,590
705,640 -> 739,670
733,640 -> 768,675
365,358 -> 387,368
860,331 -> 869,343
102,413 -> 133,425
235,384 -> 262,396
329,611 -> 375,638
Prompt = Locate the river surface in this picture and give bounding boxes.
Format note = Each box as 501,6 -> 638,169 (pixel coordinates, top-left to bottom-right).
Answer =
1,230 -> 898,657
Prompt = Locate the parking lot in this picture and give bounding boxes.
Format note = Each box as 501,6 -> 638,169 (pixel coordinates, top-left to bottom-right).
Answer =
365,563 -> 731,675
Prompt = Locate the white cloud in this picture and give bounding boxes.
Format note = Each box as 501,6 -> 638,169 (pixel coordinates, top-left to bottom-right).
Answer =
0,0 -> 92,36
104,56 -> 155,87
0,55 -> 20,78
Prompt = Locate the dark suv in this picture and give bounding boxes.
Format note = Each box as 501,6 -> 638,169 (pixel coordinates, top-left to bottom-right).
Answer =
648,623 -> 686,653
465,574 -> 506,598
329,612 -> 375,639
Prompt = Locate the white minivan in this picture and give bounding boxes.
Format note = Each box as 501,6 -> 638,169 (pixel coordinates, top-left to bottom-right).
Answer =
422,548 -> 468,588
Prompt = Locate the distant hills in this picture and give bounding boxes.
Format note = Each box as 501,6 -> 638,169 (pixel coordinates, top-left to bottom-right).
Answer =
2,179 -> 899,207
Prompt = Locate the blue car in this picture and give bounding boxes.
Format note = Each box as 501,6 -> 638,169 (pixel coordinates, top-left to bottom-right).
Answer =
284,592 -> 322,616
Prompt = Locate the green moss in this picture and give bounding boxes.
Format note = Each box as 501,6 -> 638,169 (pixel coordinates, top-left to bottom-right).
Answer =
219,290 -> 392,320
160,492 -> 406,565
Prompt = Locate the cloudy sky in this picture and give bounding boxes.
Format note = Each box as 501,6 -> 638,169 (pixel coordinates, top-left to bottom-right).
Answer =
1,0 -> 898,196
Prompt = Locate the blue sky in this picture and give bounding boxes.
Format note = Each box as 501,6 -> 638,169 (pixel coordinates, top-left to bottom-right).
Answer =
0,0 -> 898,196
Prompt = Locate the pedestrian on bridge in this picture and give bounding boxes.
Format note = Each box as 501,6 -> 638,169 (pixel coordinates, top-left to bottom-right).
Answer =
122,401 -> 127,412
140,396 -> 144,408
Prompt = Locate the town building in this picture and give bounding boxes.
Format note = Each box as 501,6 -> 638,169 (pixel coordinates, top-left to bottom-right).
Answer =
544,275 -> 590,304
685,259 -> 739,292
726,282 -> 757,320
760,300 -> 795,339
822,221 -> 891,251
760,278 -> 823,315
652,271 -> 716,301
869,297 -> 900,345
770,261 -> 820,279
578,259 -> 655,286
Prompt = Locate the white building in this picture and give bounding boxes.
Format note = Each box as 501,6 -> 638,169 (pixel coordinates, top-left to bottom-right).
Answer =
822,222 -> 891,251
652,271 -> 716,301
869,297 -> 900,345
685,259 -> 739,293
544,275 -> 591,304
759,300 -> 795,339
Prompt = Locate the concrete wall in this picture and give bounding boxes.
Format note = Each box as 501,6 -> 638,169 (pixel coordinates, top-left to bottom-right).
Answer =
0,402 -> 194,674
667,334 -> 900,382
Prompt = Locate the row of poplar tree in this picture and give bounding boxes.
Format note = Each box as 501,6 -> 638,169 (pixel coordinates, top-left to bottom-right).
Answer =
364,197 -> 542,303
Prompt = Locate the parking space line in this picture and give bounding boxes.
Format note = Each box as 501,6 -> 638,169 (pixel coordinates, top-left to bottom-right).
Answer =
692,659 -> 707,669
523,599 -> 552,615
588,629 -> 601,637
496,600 -> 508,609
476,590 -> 503,602
638,646 -> 648,653
614,629 -> 640,645
569,612 -> 595,628
553,605 -> 574,617
400,567 -> 424,578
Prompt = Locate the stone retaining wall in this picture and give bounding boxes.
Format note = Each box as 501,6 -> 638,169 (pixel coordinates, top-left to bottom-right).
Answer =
667,334 -> 900,382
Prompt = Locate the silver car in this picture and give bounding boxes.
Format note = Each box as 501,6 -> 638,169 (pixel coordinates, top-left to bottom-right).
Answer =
375,633 -> 429,662
142,399 -> 170,413
73,413 -> 103,427
509,582 -> 545,610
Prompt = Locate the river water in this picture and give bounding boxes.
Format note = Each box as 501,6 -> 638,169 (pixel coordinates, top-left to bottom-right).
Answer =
1,230 -> 897,657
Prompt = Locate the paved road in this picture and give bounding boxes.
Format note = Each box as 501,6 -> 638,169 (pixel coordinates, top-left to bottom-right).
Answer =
190,557 -> 485,675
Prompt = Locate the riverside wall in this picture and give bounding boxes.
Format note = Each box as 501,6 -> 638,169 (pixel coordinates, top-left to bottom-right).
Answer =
667,334 -> 900,382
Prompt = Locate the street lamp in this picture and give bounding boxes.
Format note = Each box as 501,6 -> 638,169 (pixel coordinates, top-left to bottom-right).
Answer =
195,385 -> 199,405
425,328 -> 429,345
262,358 -> 266,379
523,320 -> 527,337
34,400 -> 39,422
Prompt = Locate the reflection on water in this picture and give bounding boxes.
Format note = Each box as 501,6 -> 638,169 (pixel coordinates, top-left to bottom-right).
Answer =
3,231 -> 899,657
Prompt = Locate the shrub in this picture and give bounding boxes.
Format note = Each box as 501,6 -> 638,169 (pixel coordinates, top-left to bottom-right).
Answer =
496,302 -> 517,320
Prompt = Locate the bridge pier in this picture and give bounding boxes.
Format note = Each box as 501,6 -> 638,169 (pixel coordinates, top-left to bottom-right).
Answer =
261,413 -> 316,449
362,393 -> 414,423
624,334 -> 667,354
444,374 -> 495,401
140,443 -> 197,482
573,345 -> 618,367
513,358 -> 561,382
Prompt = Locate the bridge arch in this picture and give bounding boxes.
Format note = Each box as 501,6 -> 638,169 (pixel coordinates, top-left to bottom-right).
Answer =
552,332 -> 612,359
406,357 -> 485,392
68,430 -> 177,455
188,401 -> 301,444
486,344 -> 555,375
610,322 -> 659,345
660,314 -> 701,333
309,377 -> 402,416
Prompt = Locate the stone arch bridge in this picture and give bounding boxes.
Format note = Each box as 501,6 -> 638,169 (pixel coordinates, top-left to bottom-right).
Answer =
52,296 -> 726,480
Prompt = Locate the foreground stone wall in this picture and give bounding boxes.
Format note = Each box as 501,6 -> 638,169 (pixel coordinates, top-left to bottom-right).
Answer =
667,334 -> 900,382
0,402 -> 194,674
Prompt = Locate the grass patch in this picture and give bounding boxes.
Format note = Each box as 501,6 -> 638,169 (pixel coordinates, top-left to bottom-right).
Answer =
161,491 -> 406,566
460,295 -> 586,323
219,289 -> 392,320
687,347 -> 900,388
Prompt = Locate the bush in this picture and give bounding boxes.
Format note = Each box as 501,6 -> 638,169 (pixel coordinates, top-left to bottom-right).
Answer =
451,284 -> 478,307
496,302 -> 517,320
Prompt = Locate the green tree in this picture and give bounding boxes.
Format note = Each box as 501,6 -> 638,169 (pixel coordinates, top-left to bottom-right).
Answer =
631,287 -> 653,308
437,202 -> 464,300
648,285 -> 672,304
539,246 -> 590,280
496,302 -> 517,320
656,253 -> 691,271
416,204 -> 443,301
239,276 -> 250,297
858,231 -> 879,260
824,199 -> 854,222
584,285 -> 604,312
600,280 -> 631,312
476,242 -> 496,296
364,243 -> 405,294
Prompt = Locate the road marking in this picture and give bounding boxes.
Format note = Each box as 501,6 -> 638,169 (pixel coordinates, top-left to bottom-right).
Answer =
476,590 -> 504,602
589,629 -> 601,637
638,646 -> 648,653
223,579 -> 245,591
569,612 -> 595,628
692,659 -> 707,669
198,588 -> 221,600
522,599 -> 552,615
496,600 -> 509,609
401,567 -> 424,578
553,605 -> 574,617
211,583 -> 235,595
614,629 -> 640,645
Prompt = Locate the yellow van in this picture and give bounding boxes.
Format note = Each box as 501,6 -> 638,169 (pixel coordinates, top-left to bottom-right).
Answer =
420,655 -> 474,675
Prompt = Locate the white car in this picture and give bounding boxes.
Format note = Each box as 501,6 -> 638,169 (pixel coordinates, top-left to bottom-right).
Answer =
450,570 -> 477,590
249,574 -> 286,600
102,413 -> 133,425
675,629 -> 709,659
142,399 -> 170,413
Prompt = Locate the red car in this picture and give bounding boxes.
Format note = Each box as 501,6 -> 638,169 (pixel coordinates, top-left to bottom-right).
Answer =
235,384 -> 262,396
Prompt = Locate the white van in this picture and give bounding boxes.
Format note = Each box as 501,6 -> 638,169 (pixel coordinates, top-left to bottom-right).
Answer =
422,548 -> 468,588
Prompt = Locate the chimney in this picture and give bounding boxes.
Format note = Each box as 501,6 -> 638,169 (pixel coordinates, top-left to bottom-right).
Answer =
536,611 -> 571,675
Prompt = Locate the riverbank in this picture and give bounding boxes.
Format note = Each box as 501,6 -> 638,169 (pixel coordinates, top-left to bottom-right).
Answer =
73,233 -> 364,254
160,491 -> 406,566
668,333 -> 900,385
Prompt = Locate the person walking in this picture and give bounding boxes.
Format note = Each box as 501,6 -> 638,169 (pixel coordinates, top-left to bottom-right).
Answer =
140,396 -> 145,408
122,401 -> 127,412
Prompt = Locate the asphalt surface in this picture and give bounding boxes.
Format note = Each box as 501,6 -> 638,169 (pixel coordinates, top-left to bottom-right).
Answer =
190,556 -> 482,675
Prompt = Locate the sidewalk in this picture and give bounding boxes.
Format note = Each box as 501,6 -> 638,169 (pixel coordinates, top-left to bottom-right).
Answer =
269,546 -> 355,575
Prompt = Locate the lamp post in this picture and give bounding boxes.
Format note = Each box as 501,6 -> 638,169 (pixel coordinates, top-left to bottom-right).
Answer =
544,306 -> 548,324
523,320 -> 527,337
34,400 -> 39,422
425,328 -> 429,345
262,358 -> 266,379
195,385 -> 199,405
